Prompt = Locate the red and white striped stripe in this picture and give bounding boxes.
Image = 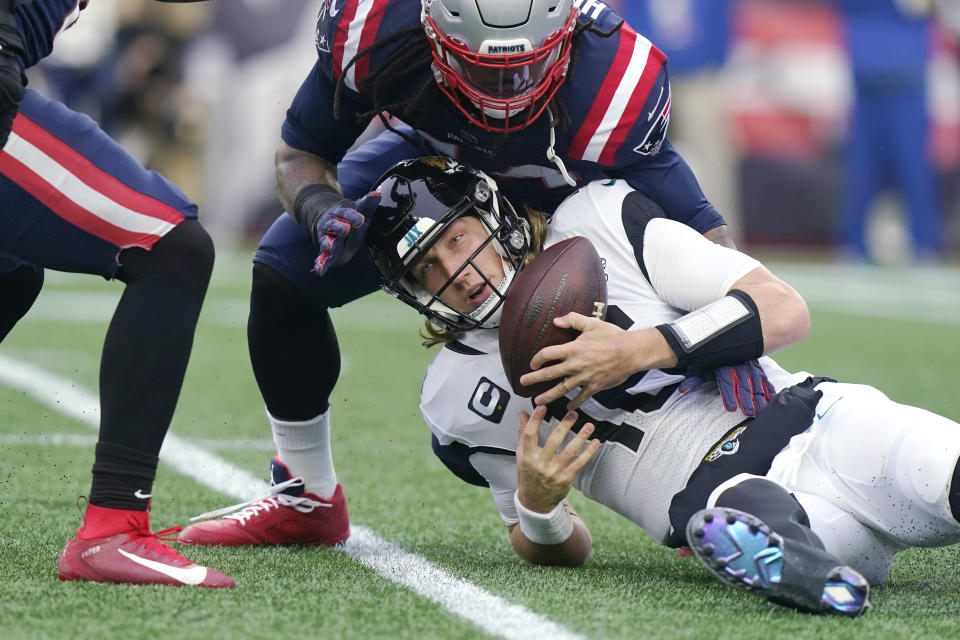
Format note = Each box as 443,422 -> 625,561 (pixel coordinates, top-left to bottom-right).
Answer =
332,0 -> 389,93
568,28 -> 666,165
0,116 -> 184,249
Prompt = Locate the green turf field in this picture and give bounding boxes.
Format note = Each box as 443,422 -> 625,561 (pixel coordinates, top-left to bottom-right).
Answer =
2,251 -> 959,640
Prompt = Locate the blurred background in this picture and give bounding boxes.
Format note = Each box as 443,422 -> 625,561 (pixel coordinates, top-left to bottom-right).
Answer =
29,0 -> 960,265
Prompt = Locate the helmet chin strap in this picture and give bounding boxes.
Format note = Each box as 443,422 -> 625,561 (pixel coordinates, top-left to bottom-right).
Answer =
546,105 -> 577,187
469,97 -> 533,121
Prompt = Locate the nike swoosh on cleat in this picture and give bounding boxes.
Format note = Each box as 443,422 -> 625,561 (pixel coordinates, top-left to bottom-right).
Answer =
117,549 -> 208,585
134,490 -> 152,499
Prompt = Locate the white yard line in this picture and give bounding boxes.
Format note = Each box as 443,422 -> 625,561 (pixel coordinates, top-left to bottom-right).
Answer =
0,354 -> 585,640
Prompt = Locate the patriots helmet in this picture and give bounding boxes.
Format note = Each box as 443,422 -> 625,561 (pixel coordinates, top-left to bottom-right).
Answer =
421,0 -> 578,133
366,157 -> 531,332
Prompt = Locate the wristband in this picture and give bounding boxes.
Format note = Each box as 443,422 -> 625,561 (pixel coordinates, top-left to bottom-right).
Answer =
514,491 -> 574,545
292,183 -> 343,238
656,289 -> 763,370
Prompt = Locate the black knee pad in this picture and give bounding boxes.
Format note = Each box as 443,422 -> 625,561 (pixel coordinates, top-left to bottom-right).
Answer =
0,265 -> 44,341
249,261 -> 335,357
116,219 -> 214,293
249,261 -> 320,329
715,477 -> 824,549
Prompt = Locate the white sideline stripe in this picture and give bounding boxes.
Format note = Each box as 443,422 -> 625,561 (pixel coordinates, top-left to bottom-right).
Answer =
0,354 -> 585,640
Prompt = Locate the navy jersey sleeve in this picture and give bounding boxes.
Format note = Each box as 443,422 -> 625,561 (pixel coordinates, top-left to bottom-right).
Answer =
613,139 -> 725,235
11,0 -> 87,68
281,0 -> 422,163
565,23 -> 672,167
561,18 -> 726,234
280,59 -> 373,162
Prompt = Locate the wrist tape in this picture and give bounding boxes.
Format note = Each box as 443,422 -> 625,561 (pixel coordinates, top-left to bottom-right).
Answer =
292,184 -> 344,241
514,491 -> 574,545
656,289 -> 763,370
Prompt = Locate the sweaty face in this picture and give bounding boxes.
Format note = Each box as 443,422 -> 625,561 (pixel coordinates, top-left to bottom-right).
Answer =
411,216 -> 505,315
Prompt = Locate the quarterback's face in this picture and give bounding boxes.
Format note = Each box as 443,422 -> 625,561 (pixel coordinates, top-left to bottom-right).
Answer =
412,216 -> 505,314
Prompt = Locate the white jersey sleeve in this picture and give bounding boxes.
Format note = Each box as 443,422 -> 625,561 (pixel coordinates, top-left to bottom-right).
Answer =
548,180 -> 761,315
643,218 -> 762,312
469,452 -> 522,525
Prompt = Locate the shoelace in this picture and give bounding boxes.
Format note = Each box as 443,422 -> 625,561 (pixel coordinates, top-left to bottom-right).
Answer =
129,525 -> 191,564
188,477 -> 331,525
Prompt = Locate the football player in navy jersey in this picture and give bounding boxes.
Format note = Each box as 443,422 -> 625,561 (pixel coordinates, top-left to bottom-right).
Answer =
1,0 -> 234,587
339,156 -> 960,616
180,0 -> 772,550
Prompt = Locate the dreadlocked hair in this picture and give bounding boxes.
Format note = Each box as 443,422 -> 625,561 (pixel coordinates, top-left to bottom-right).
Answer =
333,16 -> 624,148
419,206 -> 550,348
550,17 -> 625,130
333,25 -> 438,149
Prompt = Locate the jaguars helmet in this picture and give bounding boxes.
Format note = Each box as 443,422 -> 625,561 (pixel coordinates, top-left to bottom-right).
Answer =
366,157 -> 531,332
421,0 -> 578,133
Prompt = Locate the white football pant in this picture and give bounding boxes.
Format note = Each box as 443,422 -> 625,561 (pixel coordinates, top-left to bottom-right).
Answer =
767,381 -> 960,583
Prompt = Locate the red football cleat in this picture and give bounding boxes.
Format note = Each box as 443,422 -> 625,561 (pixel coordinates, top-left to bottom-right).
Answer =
177,457 -> 349,547
57,505 -> 234,588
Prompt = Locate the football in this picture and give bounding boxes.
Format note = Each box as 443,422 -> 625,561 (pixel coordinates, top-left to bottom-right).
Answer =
499,236 -> 607,398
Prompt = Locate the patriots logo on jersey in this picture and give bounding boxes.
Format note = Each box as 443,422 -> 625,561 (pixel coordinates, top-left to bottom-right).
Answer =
319,0 -> 343,21
634,90 -> 671,157
315,0 -> 341,53
316,29 -> 331,54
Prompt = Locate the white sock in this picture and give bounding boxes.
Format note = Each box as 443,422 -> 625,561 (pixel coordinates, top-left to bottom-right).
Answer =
268,407 -> 338,500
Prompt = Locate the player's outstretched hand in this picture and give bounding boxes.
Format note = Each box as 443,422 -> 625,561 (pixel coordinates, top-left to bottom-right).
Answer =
679,360 -> 773,417
312,192 -> 382,276
516,406 -> 600,513
520,312 -> 649,410
0,46 -> 26,152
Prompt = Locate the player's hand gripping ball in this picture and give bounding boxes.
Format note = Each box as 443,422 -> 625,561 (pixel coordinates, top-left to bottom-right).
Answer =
499,236 -> 607,398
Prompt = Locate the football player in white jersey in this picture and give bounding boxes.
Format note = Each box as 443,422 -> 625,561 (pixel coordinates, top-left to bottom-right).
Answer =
362,156 -> 960,617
